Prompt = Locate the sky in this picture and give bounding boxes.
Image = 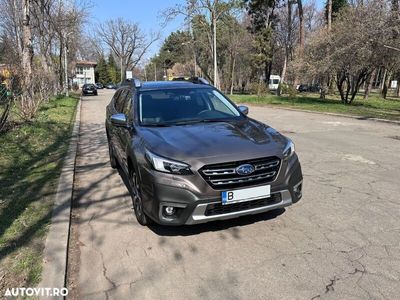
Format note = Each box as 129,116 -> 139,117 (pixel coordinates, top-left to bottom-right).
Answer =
89,0 -> 324,59
89,0 -> 186,59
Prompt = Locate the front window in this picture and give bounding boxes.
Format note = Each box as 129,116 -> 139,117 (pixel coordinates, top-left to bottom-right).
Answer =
139,88 -> 242,126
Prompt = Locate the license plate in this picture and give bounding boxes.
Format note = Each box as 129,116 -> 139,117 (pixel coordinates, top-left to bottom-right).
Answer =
221,185 -> 271,205
87,90 -> 93,93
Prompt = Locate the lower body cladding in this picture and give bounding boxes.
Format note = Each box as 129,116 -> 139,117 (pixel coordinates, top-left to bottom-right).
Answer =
139,158 -> 303,226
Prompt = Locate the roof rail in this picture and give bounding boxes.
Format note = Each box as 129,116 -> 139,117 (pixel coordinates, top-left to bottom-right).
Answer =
121,78 -> 142,88
171,76 -> 210,85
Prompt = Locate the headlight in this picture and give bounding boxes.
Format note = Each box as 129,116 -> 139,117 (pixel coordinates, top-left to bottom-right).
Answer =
145,150 -> 192,175
283,139 -> 295,159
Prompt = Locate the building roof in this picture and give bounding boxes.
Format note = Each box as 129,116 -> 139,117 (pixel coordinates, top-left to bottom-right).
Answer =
76,60 -> 97,66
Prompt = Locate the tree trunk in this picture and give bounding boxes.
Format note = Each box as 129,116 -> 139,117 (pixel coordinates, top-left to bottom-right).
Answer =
320,76 -> 327,99
294,0 -> 304,87
327,0 -> 332,31
279,0 -> 292,95
120,58 -> 126,82
230,55 -> 236,95
364,68 -> 376,99
212,12 -> 219,89
278,55 -> 287,96
380,68 -> 387,91
22,0 -> 33,90
297,0 -> 305,54
382,71 -> 392,99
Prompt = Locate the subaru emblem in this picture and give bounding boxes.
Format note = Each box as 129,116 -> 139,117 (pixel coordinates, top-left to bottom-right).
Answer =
236,164 -> 255,176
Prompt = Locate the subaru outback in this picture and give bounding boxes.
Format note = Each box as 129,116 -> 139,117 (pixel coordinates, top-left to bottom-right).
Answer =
105,78 -> 303,226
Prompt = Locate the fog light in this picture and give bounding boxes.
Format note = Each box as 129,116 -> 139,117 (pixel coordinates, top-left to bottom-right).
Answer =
164,206 -> 175,216
294,182 -> 302,198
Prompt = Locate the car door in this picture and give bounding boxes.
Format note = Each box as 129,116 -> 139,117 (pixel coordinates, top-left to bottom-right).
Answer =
115,89 -> 134,173
109,89 -> 125,164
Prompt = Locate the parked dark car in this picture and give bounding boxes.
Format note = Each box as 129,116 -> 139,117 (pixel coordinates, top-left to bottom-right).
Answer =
82,84 -> 97,96
297,84 -> 309,92
297,84 -> 321,93
105,83 -> 116,89
105,78 -> 303,226
95,83 -> 104,89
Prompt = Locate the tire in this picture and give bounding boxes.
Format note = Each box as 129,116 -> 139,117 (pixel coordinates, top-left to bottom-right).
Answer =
108,141 -> 118,169
129,167 -> 152,226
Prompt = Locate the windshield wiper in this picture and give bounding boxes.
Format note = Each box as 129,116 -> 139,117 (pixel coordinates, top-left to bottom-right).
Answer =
142,123 -> 172,127
200,119 -> 227,123
144,119 -> 231,127
165,118 -> 228,126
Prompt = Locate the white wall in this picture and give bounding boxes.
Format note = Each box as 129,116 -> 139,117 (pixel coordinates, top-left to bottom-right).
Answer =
73,65 -> 95,87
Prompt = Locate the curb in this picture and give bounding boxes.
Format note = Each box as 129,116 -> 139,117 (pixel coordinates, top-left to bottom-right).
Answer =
38,96 -> 81,298
246,104 -> 400,126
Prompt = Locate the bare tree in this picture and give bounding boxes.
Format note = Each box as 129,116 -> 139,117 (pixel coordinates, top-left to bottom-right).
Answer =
96,18 -> 158,82
164,0 -> 239,89
303,0 -> 398,104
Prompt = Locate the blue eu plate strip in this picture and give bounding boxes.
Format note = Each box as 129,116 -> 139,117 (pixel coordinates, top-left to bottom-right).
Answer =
221,191 -> 227,204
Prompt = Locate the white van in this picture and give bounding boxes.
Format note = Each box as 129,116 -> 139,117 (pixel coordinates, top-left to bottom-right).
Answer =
268,75 -> 281,91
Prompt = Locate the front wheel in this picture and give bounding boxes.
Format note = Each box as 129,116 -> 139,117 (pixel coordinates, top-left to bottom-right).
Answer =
130,167 -> 152,226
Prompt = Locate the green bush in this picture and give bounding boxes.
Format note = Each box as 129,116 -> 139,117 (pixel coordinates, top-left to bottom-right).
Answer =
250,82 -> 269,97
279,83 -> 297,98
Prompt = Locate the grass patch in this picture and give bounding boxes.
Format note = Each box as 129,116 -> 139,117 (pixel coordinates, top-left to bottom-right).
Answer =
230,92 -> 400,121
0,96 -> 78,293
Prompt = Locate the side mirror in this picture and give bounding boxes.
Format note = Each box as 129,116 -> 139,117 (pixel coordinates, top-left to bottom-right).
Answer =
238,105 -> 249,115
110,113 -> 128,128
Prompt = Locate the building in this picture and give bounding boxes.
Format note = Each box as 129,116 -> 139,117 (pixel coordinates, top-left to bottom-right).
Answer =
73,61 -> 96,87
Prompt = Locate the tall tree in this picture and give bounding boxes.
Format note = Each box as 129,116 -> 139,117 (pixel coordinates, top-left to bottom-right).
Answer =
95,55 -> 110,84
325,0 -> 347,27
246,0 -> 278,85
107,53 -> 120,83
165,0 -> 239,88
97,18 -> 158,82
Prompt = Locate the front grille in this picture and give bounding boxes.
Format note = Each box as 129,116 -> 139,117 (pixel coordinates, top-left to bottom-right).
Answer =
199,156 -> 281,189
205,193 -> 282,216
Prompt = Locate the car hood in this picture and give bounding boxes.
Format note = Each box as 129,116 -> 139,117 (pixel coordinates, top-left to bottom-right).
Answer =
138,118 -> 288,166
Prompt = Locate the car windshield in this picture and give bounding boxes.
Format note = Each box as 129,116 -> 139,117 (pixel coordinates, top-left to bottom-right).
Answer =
139,88 -> 242,126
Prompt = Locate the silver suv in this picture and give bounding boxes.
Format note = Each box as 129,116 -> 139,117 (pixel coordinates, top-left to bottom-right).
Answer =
105,78 -> 303,226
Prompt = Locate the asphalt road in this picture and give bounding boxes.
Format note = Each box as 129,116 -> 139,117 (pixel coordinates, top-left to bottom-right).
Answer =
67,89 -> 400,300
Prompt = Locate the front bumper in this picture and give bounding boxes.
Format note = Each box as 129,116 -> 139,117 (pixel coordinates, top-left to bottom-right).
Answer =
139,154 -> 303,226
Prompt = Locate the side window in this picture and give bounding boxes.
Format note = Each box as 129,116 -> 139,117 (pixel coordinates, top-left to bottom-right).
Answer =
122,90 -> 133,117
208,91 -> 233,115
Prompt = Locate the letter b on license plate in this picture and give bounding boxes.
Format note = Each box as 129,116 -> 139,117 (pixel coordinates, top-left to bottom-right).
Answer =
221,185 -> 271,205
